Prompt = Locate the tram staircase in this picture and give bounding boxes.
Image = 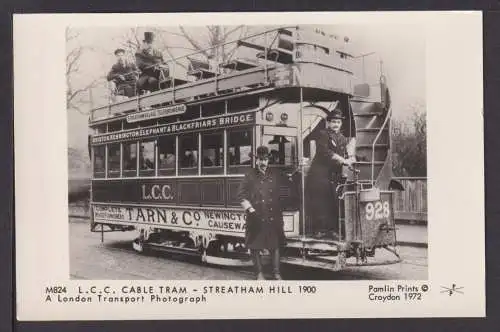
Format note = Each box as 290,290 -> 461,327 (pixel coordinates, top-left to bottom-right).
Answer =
350,95 -> 392,189
237,28 -> 393,190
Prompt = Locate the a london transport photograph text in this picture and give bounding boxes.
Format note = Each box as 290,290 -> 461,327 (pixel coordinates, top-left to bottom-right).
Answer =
67,24 -> 427,281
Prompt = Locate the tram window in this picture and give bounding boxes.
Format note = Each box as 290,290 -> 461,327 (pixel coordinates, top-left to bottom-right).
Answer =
139,140 -> 155,177
123,142 -> 138,177
158,136 -> 176,176
179,134 -> 198,176
228,129 -> 252,174
202,101 -> 225,117
201,132 -> 223,175
108,121 -> 122,132
93,146 -> 105,178
107,144 -> 120,178
263,134 -> 296,166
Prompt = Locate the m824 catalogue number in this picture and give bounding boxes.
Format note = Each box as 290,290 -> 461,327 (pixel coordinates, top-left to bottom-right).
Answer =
45,286 -> 67,294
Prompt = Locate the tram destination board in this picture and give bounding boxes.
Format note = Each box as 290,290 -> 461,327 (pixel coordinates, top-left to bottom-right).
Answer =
92,112 -> 255,145
14,12 -> 485,321
126,104 -> 187,123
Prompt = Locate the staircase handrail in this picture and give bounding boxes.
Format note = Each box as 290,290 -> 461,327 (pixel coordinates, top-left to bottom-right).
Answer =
371,105 -> 392,184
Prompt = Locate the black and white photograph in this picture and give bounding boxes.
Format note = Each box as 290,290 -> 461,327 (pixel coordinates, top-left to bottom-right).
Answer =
67,24 -> 427,280
14,12 -> 484,320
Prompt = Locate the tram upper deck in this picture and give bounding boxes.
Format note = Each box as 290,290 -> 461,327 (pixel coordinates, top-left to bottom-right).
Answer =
89,26 -> 383,124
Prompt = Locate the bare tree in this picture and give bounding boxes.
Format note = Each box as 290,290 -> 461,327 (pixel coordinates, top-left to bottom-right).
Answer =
66,28 -> 105,115
392,102 -> 427,177
178,25 -> 247,63
117,25 -> 248,71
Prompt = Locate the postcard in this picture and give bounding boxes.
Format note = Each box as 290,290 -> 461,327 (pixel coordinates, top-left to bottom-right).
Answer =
14,11 -> 484,320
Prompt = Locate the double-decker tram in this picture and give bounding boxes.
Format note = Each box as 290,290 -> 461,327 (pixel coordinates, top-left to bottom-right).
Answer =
88,26 -> 400,271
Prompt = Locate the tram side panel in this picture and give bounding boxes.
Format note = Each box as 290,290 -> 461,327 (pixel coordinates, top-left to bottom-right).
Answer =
89,173 -> 301,238
343,191 -> 396,248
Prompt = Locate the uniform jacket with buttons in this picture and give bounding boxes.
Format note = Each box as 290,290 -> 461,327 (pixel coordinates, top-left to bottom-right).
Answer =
237,167 -> 285,239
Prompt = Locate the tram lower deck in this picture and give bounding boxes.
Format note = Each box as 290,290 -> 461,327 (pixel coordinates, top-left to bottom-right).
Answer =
90,167 -> 399,271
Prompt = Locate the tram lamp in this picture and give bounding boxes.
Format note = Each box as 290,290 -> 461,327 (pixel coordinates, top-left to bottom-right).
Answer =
280,113 -> 288,122
266,112 -> 274,122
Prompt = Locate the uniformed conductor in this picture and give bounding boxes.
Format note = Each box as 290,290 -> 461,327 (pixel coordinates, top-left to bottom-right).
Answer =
238,146 -> 286,280
306,107 -> 355,240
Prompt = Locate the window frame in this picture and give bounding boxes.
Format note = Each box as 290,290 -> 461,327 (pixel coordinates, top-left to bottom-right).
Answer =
107,143 -> 121,178
138,139 -> 156,177
157,135 -> 177,176
227,127 -> 254,174
201,130 -> 224,175
92,145 -> 106,178
122,141 -> 139,178
178,133 -> 200,176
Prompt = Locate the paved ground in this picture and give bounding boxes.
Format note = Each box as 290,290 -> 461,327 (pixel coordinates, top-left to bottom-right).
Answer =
395,224 -> 427,247
70,218 -> 428,280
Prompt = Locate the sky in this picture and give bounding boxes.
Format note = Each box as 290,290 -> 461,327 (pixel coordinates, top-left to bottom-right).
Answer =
67,24 -> 425,150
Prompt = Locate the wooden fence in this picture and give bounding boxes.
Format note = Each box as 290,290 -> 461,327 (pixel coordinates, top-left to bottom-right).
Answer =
392,177 -> 427,224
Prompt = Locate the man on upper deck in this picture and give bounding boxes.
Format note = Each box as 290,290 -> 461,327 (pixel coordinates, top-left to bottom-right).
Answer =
106,48 -> 139,98
135,31 -> 169,93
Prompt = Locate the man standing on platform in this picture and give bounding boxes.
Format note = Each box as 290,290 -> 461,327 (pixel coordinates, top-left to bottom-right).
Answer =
238,146 -> 286,280
305,107 -> 355,240
135,31 -> 169,93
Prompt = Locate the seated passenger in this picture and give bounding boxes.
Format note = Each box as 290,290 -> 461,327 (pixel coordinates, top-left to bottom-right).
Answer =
140,157 -> 154,170
106,48 -> 139,98
159,153 -> 176,169
135,32 -> 169,94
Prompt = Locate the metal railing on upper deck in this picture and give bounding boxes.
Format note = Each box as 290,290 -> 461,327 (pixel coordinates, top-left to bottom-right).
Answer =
90,25 -> 364,122
96,26 -> 298,118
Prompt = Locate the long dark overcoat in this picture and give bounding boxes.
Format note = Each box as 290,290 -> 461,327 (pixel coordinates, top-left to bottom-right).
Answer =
305,129 -> 348,234
237,168 -> 286,250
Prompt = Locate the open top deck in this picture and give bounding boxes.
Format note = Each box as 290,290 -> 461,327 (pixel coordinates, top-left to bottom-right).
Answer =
89,26 -> 383,124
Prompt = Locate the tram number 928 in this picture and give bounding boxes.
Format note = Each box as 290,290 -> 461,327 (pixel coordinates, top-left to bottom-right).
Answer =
364,200 -> 391,221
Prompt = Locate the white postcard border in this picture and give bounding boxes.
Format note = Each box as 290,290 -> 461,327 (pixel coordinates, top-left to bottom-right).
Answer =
14,11 -> 484,320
